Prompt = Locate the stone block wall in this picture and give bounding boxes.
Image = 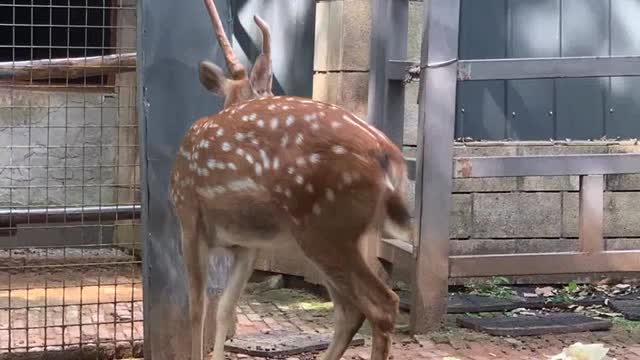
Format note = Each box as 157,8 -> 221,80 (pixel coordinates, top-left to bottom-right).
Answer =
403,142 -> 640,256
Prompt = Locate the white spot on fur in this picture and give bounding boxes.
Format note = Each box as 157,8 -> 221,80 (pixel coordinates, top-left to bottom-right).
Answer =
274,185 -> 283,193
326,189 -> 335,202
311,123 -> 319,131
257,119 -> 265,128
251,138 -> 260,146
285,115 -> 295,127
196,185 -> 226,199
189,162 -> 197,171
259,149 -> 270,169
249,113 -> 257,120
273,157 -> 280,170
236,148 -> 245,156
216,128 -> 224,137
221,142 -> 232,152
319,111 -> 326,117
268,104 -> 276,110
235,133 -> 246,141
296,157 -> 306,167
281,134 -> 289,147
286,97 -> 295,101
216,162 -> 227,170
332,145 -> 346,154
282,105 -> 290,110
197,168 -> 209,176
309,153 -> 320,164
227,178 -> 258,191
207,159 -> 217,169
270,118 -> 279,129
193,152 -> 199,160
305,183 -> 314,193
342,172 -> 353,184
255,163 -> 263,176
331,121 -> 342,129
241,115 -> 249,122
245,154 -> 254,164
284,189 -> 292,198
295,134 -> 304,145
287,167 -> 295,175
295,175 -> 304,184
312,203 -> 322,215
227,162 -> 237,171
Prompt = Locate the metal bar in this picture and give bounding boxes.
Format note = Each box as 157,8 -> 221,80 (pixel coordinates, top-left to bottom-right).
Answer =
579,175 -> 605,253
453,153 -> 640,178
457,56 -> 640,81
387,60 -> 416,81
378,238 -> 413,265
383,0 -> 408,148
366,0 -> 388,130
411,0 -> 460,334
450,251 -> 640,277
0,205 -> 141,227
405,156 -> 416,181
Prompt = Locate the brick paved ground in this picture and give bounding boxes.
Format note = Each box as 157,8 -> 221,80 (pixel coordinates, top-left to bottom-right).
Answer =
2,264 -> 640,359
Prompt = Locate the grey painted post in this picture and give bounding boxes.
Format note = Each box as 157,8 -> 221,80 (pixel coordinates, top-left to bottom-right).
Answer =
384,0 -> 408,148
411,0 -> 460,333
367,0 -> 388,130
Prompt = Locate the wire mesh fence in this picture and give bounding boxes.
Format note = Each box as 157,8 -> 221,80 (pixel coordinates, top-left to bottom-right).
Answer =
0,0 -> 141,358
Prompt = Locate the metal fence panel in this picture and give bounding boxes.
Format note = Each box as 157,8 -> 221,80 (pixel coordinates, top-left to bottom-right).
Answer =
609,0 -> 640,137
455,0 -> 640,141
555,0 -> 609,140
456,0 -> 506,140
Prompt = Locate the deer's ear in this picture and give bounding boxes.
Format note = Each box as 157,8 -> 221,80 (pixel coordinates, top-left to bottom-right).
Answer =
199,60 -> 228,96
249,54 -> 272,96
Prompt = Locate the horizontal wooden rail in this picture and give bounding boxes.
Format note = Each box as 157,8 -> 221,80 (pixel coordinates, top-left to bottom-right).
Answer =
0,52 -> 137,81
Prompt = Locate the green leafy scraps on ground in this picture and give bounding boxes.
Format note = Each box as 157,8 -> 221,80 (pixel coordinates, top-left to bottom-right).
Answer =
465,276 -> 516,299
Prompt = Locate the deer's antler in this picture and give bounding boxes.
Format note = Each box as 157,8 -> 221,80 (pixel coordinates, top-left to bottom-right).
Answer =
253,15 -> 271,59
203,0 -> 246,80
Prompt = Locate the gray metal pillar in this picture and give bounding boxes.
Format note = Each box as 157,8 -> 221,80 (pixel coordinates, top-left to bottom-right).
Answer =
411,0 -> 461,333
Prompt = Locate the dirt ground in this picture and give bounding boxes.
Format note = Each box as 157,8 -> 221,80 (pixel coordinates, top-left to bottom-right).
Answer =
1,261 -> 640,359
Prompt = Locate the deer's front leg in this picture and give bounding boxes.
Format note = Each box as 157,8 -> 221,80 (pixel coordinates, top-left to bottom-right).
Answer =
211,247 -> 257,360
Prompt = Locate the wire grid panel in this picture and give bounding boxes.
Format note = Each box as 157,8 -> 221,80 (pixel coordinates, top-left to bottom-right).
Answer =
0,0 -> 142,357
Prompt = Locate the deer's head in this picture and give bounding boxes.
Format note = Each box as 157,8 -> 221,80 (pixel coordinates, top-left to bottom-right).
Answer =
199,0 -> 273,108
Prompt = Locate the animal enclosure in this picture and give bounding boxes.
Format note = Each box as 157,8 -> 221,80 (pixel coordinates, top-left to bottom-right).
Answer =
0,0 -> 142,357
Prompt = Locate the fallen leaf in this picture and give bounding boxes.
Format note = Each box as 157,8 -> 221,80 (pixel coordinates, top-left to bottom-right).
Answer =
536,286 -> 555,297
548,342 -> 609,360
523,292 -> 539,298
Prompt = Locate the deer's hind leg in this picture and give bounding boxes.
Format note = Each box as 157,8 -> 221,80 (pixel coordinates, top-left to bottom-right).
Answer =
300,238 -> 399,360
320,284 -> 366,360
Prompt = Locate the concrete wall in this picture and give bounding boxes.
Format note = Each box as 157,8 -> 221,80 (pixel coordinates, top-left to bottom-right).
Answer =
0,90 -> 119,207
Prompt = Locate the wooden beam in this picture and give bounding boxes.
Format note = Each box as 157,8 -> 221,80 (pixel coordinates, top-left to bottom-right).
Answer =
450,251 -> 640,278
0,53 -> 136,82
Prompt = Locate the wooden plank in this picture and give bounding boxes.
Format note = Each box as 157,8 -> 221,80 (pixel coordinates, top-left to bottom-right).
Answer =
579,175 -> 604,253
450,251 -> 640,278
0,53 -> 136,82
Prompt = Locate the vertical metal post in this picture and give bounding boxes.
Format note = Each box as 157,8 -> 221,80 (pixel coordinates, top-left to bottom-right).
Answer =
367,0 -> 388,129
579,175 -> 605,253
384,0 -> 409,148
411,0 -> 461,333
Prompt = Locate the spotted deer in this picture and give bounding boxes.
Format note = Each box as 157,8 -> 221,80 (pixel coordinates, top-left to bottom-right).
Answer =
169,1 -> 413,359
